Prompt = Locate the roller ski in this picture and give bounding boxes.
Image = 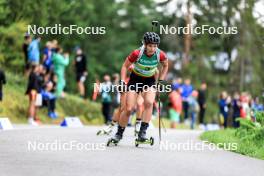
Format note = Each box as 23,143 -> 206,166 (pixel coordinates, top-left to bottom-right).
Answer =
106,125 -> 125,147
97,122 -> 115,135
135,137 -> 154,147
135,122 -> 154,147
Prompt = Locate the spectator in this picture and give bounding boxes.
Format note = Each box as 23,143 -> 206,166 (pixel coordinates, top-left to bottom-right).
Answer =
25,65 -> 42,126
74,47 -> 87,99
112,73 -> 121,112
251,97 -> 264,112
172,77 -> 182,91
219,91 -> 228,128
28,36 -> 41,65
38,66 -> 57,119
240,92 -> 251,118
226,95 -> 233,127
100,74 -> 112,124
22,33 -> 31,75
232,92 -> 241,128
0,69 -> 6,102
52,47 -> 69,97
181,78 -> 193,122
51,39 -> 58,52
198,82 -> 207,127
42,81 -> 57,119
168,87 -> 182,128
92,77 -> 100,101
42,41 -> 53,73
189,90 -> 200,129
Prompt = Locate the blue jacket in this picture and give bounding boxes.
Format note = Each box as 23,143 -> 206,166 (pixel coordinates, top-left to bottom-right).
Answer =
181,84 -> 193,100
28,39 -> 40,62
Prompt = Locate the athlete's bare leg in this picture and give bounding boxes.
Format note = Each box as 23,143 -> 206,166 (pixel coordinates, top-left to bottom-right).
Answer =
141,87 -> 156,123
119,91 -> 138,127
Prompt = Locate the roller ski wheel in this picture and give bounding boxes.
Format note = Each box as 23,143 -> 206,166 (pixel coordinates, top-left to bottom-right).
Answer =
135,137 -> 154,147
106,138 -> 120,147
106,133 -> 122,147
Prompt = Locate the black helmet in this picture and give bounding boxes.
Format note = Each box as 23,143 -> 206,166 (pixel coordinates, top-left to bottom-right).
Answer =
143,32 -> 160,44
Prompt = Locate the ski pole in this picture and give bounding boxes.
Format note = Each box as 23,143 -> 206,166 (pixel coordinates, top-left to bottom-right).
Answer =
157,83 -> 161,143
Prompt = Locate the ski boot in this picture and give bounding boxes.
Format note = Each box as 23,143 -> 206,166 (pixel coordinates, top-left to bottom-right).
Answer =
135,122 -> 154,147
107,126 -> 125,146
97,122 -> 116,135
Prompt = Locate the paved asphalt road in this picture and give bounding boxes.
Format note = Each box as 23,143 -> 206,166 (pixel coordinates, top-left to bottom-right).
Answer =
0,125 -> 263,176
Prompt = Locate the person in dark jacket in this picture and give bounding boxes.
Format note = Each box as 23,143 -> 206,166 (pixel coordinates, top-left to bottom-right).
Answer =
218,91 -> 228,128
181,79 -> 193,122
26,65 -> 42,126
198,82 -> 207,126
74,47 -> 87,98
22,34 -> 31,75
232,92 -> 241,128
